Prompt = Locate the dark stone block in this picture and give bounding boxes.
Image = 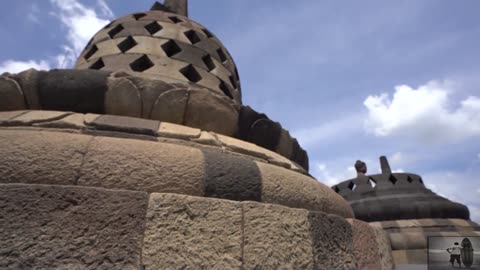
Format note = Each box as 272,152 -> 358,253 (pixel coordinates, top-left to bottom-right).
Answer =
202,149 -> 262,202
238,105 -> 267,139
37,69 -> 110,114
247,118 -> 282,152
89,114 -> 160,136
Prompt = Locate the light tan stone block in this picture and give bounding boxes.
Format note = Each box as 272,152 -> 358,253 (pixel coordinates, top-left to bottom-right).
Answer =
78,136 -> 205,196
348,219 -> 382,270
142,193 -> 242,269
10,110 -> 72,125
0,129 -> 91,185
242,202 -> 314,269
372,226 -> 395,270
34,113 -> 86,129
106,77 -> 141,117
158,122 -> 201,139
0,76 -> 26,111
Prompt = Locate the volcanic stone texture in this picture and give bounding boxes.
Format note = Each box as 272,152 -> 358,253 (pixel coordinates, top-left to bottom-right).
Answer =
0,184 -> 148,270
348,219 -> 383,270
142,193 -> 243,269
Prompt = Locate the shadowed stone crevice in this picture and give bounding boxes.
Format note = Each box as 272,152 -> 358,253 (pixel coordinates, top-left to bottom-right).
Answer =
73,136 -> 96,185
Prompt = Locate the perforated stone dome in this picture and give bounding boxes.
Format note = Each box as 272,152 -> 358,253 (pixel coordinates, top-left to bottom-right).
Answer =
75,6 -> 241,103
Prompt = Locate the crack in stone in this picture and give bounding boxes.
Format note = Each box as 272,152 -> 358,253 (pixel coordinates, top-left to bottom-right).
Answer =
73,136 -> 95,185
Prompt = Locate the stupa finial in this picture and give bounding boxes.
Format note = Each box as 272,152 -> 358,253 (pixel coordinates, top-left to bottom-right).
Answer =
379,156 -> 392,174
151,1 -> 188,17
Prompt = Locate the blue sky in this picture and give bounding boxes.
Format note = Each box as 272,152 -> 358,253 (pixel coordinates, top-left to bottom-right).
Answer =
1,0 -> 479,222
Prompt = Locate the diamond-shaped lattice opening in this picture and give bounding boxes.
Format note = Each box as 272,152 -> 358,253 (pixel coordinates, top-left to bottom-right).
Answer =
202,55 -> 215,71
117,36 -> 138,53
419,177 -> 424,184
369,177 -> 377,188
348,181 -> 356,191
216,48 -> 227,63
169,16 -> 182,23
84,45 -> 98,60
389,174 -> 398,185
145,21 -> 162,35
333,186 -> 340,193
179,64 -> 202,83
202,28 -> 213,38
86,38 -> 94,47
108,24 -> 124,38
219,81 -> 233,99
161,40 -> 182,57
133,13 -> 147,20
89,58 -> 105,70
130,55 -> 154,72
407,176 -> 413,183
184,30 -> 201,44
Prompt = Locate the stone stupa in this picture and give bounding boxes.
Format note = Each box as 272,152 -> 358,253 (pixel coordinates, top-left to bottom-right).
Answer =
0,1 -> 398,269
332,156 -> 480,266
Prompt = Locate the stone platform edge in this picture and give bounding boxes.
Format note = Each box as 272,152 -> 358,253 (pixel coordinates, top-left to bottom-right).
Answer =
0,183 -> 395,270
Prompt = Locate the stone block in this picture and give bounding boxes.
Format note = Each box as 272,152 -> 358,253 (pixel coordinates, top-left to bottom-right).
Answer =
275,128 -> 294,160
37,69 -> 109,113
309,212 -> 357,270
247,118 -> 281,152
348,219 -> 382,270
106,77 -> 142,117
192,131 -> 221,146
8,110 -> 72,125
389,232 -> 427,250
78,136 -> 205,196
184,90 -> 239,137
242,202 -> 314,269
126,76 -> 176,118
88,114 -> 160,136
214,133 -> 269,160
0,76 -> 26,111
257,161 -> 354,218
371,226 -> 395,270
0,110 -> 27,125
0,130 -> 91,185
0,184 -> 147,270
391,249 -> 427,265
142,193 -> 242,269
158,122 -> 201,139
150,88 -> 188,124
33,113 -> 87,129
201,148 -> 262,202
12,69 -> 42,109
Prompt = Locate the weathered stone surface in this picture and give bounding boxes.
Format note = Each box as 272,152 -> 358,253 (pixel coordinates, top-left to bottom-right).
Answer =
391,249 -> 427,265
105,77 -> 141,117
0,130 -> 91,185
89,114 -> 160,136
243,202 -> 314,269
275,128 -> 294,160
348,219 -> 382,270
309,212 -> 357,270
257,161 -> 354,218
202,148 -> 262,202
0,184 -> 147,270
0,76 -> 26,111
142,193 -> 242,269
12,69 -> 42,109
192,131 -> 221,146
9,110 -> 72,125
237,105 -> 267,139
184,90 -> 239,136
247,118 -> 281,152
372,226 -> 395,270
214,133 -> 269,160
34,113 -> 86,129
150,88 -> 188,124
37,69 -> 109,113
0,110 -> 27,124
158,122 -> 201,139
79,136 -> 205,196
126,76 -> 176,118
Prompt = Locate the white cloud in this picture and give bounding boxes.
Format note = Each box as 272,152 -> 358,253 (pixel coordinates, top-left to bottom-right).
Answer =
0,60 -> 50,74
50,0 -> 113,68
312,162 -> 356,186
364,80 -> 480,143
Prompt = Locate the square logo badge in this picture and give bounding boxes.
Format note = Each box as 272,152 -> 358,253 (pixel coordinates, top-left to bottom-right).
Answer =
428,236 -> 480,269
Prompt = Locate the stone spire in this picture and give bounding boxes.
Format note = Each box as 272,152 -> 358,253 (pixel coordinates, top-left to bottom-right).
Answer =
151,0 -> 188,17
379,155 -> 391,174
